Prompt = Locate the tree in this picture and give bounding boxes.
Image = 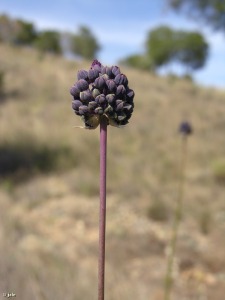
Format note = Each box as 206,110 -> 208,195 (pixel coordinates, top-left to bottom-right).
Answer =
167,0 -> 225,32
146,26 -> 208,73
120,26 -> 208,74
34,31 -> 61,54
176,31 -> 209,72
72,26 -> 100,60
0,14 -> 37,45
119,54 -> 153,71
14,19 -> 37,45
146,26 -> 178,69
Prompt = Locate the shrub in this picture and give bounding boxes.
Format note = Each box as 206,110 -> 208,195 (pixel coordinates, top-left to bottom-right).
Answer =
0,140 -> 79,181
34,31 -> 61,54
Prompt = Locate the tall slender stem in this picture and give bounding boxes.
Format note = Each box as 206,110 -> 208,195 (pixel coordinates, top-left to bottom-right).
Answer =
98,116 -> 108,300
164,136 -> 188,300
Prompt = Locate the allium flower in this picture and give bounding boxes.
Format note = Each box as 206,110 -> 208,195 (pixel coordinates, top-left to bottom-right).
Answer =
70,60 -> 135,300
165,120 -> 193,300
70,59 -> 134,129
179,121 -> 192,135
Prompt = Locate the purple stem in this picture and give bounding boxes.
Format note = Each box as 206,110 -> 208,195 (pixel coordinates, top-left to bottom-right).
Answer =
98,116 -> 108,300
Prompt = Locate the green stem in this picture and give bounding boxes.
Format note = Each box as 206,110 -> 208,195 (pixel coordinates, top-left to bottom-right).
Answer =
164,136 -> 188,300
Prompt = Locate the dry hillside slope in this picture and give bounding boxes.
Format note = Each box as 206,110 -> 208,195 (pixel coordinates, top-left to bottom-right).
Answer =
0,44 -> 225,299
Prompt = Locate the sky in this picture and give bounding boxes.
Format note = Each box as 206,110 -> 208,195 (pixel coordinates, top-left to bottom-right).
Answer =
0,0 -> 224,89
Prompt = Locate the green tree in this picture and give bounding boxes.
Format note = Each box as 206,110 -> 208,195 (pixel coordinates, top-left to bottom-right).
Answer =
0,14 -> 37,46
72,26 -> 100,60
146,26 -> 177,69
167,0 -> 225,32
176,31 -> 208,72
14,19 -> 37,45
119,54 -> 153,71
146,26 -> 208,73
34,31 -> 61,54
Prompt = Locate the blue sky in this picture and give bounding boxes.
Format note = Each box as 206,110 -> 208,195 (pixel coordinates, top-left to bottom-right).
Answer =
1,0 -> 225,89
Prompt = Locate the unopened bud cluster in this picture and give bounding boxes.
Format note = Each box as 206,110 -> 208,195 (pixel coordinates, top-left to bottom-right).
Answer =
70,60 -> 134,129
179,121 -> 192,135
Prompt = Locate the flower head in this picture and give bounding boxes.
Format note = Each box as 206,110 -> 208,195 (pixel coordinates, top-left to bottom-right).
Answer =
70,60 -> 134,129
179,121 -> 193,136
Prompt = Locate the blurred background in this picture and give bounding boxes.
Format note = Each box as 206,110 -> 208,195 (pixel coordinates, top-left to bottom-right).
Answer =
0,0 -> 225,299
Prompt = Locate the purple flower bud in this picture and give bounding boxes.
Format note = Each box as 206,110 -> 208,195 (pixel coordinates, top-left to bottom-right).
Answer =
91,60 -> 102,72
72,100 -> 82,110
114,74 -> 121,85
116,85 -> 126,96
80,90 -> 93,102
116,103 -> 124,111
94,107 -> 103,114
105,66 -> 113,78
179,121 -> 192,135
116,99 -> 123,106
106,79 -> 116,92
91,59 -> 102,69
77,70 -> 89,81
101,74 -> 109,81
92,88 -> 101,98
76,79 -> 89,91
102,66 -> 113,78
99,97 -> 106,105
121,74 -> 128,86
111,66 -> 121,77
88,101 -> 98,110
79,105 -> 89,115
123,104 -> 133,112
92,65 -> 101,73
96,94 -> 106,105
126,88 -> 135,99
106,94 -> 115,104
88,69 -> 99,82
104,105 -> 113,113
117,113 -> 126,121
101,66 -> 107,74
114,74 -> 128,86
94,76 -> 105,89
70,86 -> 80,98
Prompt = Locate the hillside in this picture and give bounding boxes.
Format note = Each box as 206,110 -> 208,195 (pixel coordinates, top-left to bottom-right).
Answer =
0,43 -> 225,300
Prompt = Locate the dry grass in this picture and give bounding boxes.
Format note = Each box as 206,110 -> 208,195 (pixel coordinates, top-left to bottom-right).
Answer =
0,43 -> 225,299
